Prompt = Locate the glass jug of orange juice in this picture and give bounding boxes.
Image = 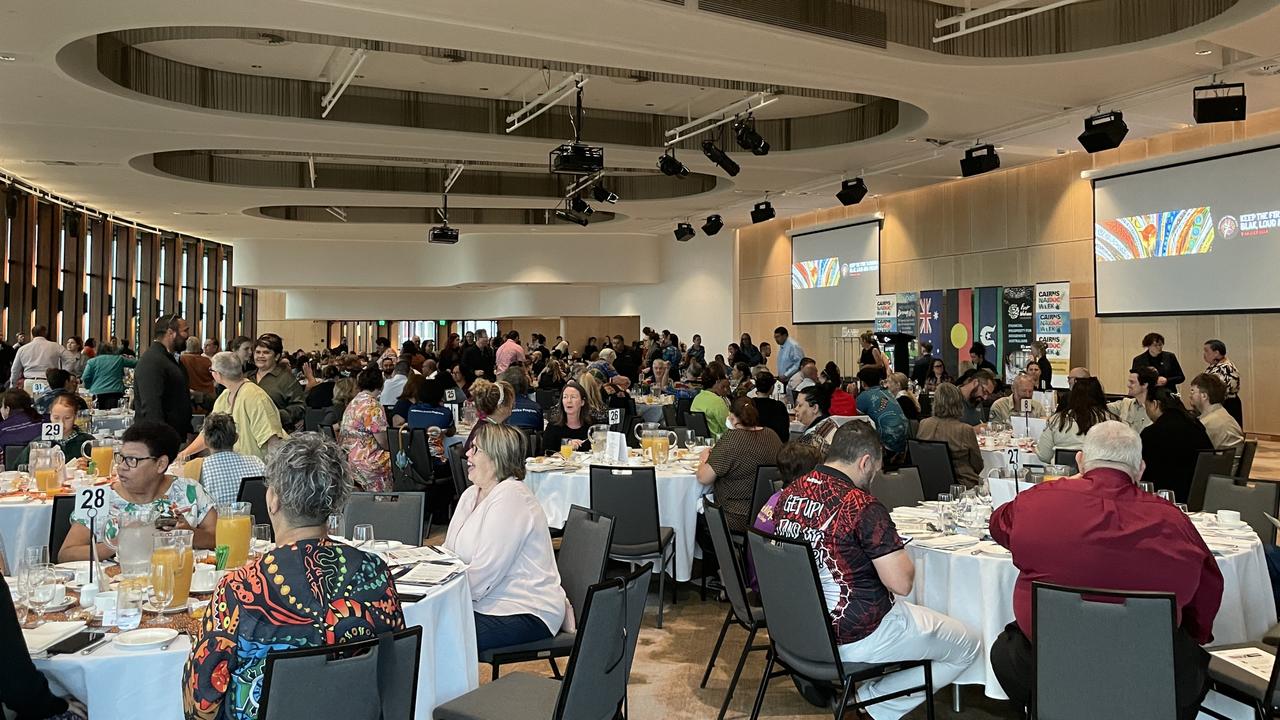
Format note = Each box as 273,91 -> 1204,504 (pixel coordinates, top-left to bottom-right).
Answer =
29,443 -> 63,495
81,439 -> 118,478
215,502 -> 253,568
151,529 -> 194,610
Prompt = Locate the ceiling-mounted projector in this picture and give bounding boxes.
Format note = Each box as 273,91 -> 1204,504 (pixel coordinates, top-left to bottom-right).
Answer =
550,143 -> 605,175
428,225 -> 459,244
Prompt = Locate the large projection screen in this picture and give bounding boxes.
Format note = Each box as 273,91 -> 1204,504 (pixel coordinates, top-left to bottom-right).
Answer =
1094,144 -> 1280,315
790,220 -> 881,324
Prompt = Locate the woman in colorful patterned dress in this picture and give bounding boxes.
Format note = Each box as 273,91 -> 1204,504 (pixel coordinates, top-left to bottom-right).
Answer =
338,366 -> 392,491
59,421 -> 218,561
183,433 -> 405,720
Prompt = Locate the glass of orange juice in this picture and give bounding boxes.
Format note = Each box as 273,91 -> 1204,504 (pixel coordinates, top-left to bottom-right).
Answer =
559,441 -> 574,460
215,502 -> 253,568
151,529 -> 194,610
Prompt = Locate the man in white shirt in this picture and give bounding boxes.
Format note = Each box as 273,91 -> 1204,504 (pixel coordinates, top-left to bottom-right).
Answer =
379,352 -> 408,406
989,373 -> 1045,424
785,357 -> 818,402
1188,373 -> 1244,451
8,325 -> 66,392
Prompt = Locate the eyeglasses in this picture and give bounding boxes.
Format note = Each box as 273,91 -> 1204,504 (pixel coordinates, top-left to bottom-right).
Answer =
118,454 -> 157,469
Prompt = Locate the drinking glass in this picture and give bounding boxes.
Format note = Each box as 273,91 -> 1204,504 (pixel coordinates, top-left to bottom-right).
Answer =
326,513 -> 346,539
1139,481 -> 1156,494
252,524 -> 273,559
151,529 -> 193,611
116,577 -> 144,630
24,545 -> 50,571
559,441 -> 574,460
352,524 -> 375,549
936,493 -> 955,535
684,435 -> 697,452
149,552 -> 176,613
1176,503 -> 1190,514
1155,489 -> 1176,504
948,484 -> 966,501
25,564 -> 59,627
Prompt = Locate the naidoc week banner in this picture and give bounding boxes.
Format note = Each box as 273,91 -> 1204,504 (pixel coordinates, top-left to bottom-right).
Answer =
973,286 -> 1002,376
1001,285 -> 1036,382
874,294 -> 898,333
1034,281 -> 1071,389
894,292 -> 918,337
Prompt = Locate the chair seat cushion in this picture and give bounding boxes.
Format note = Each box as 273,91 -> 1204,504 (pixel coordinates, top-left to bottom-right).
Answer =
1264,623 -> 1280,648
433,672 -> 560,720
1208,642 -> 1278,707
609,526 -> 674,558
478,632 -> 575,664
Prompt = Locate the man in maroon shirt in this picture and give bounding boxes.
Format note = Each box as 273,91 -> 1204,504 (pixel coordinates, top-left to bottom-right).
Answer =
771,421 -> 979,719
989,420 -> 1223,719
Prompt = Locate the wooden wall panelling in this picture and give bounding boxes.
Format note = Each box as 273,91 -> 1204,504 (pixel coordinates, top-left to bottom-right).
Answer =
112,225 -> 134,346
62,210 -> 86,339
6,192 -> 36,336
87,217 -> 111,341
32,202 -> 57,333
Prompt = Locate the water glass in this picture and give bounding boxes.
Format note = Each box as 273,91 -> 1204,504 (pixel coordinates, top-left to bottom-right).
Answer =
1176,503 -> 1190,514
1139,481 -> 1156,494
1155,489 -> 1176,504
352,524 -> 375,549
936,493 -> 955,535
948,484 -> 966,501
326,513 -> 346,539
117,582 -> 143,630
24,563 -> 59,627
252,524 -> 273,558
24,545 -> 50,572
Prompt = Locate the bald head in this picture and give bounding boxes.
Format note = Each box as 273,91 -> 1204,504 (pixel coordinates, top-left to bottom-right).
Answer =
1012,373 -> 1034,399
1067,367 -> 1091,387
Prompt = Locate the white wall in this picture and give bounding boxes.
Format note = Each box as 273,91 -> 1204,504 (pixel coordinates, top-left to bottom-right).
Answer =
285,285 -> 604,320
599,231 -> 736,353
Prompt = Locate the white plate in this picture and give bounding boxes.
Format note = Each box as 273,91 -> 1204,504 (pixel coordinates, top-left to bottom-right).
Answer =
0,495 -> 31,504
142,600 -> 189,614
115,627 -> 179,651
25,596 -> 76,612
368,540 -> 405,553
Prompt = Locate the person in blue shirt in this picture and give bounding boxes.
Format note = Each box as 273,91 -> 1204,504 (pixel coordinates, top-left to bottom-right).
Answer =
854,367 -> 909,464
406,378 -> 457,473
662,333 -> 682,367
500,367 -> 544,431
773,326 -> 805,382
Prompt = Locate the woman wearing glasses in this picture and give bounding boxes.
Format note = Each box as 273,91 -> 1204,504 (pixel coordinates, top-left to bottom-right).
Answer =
59,420 -> 218,561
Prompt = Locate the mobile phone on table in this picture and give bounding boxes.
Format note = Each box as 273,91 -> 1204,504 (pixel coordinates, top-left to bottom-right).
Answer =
47,631 -> 106,654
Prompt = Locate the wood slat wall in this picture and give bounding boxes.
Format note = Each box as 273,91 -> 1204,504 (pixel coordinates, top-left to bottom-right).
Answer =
737,107 -> 1280,435
0,187 -> 256,353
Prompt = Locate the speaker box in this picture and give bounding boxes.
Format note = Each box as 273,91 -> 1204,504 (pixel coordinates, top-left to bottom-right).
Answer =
960,145 -> 1000,177
1077,111 -> 1129,153
1194,83 -> 1246,124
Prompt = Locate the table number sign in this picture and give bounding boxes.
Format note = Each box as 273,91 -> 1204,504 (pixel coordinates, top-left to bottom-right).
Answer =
42,422 -> 64,441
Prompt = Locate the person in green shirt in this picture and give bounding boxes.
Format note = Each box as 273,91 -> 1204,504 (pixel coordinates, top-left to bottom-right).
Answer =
690,362 -> 732,438
15,393 -> 94,470
80,343 -> 137,410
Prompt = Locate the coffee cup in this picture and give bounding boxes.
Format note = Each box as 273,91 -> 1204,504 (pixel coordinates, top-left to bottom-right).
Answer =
73,569 -> 90,586
94,590 -> 118,623
192,564 -> 216,587
1217,509 -> 1242,526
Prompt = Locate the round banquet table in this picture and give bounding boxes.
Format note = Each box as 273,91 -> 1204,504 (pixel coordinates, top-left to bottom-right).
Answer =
0,495 -> 53,562
524,461 -> 707,582
978,443 -> 1042,473
32,571 -> 479,720
892,509 -> 1277,705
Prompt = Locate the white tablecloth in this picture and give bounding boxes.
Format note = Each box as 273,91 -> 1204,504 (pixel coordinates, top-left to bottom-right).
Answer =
979,445 -> 1042,473
898,518 -> 1276,701
33,572 -> 479,720
525,465 -> 706,582
0,497 -> 52,564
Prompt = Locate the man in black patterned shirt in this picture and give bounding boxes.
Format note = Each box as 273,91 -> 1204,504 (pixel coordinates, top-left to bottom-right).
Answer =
1203,339 -> 1243,428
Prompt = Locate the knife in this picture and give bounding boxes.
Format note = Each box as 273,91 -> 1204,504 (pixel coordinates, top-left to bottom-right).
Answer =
81,634 -> 115,655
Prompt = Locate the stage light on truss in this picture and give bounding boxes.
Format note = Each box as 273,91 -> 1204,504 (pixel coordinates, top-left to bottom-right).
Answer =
658,150 -> 689,178
836,177 -> 868,206
674,222 -> 695,242
701,140 -> 740,177
701,214 -> 724,236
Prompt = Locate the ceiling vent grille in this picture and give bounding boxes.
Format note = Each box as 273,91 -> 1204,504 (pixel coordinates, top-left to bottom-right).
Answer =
699,0 -> 887,49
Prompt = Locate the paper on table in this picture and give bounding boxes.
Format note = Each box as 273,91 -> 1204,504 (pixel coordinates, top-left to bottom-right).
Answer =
24,621 -> 86,654
383,547 -> 457,567
1210,646 -> 1275,682
398,562 -> 464,585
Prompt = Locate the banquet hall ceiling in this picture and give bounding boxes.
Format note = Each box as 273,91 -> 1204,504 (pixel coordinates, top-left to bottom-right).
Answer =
1,0 -> 1279,250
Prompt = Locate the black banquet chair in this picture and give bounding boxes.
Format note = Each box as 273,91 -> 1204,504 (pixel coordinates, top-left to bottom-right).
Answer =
589,465 -> 676,627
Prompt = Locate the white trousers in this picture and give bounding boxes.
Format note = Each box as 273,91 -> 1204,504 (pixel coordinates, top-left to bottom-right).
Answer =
837,600 -> 980,720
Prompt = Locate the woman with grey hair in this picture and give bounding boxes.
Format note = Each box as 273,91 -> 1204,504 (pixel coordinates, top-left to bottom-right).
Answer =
180,351 -> 287,461
183,433 -> 405,720
196,412 -> 266,505
444,422 -> 566,653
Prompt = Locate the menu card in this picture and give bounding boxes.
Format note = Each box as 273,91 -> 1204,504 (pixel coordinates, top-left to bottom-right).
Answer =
604,431 -> 628,464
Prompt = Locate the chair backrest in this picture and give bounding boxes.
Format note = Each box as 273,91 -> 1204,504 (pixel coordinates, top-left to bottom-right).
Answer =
518,428 -> 544,459
49,495 -> 77,558
181,456 -> 205,481
304,407 -> 329,432
589,465 -> 660,549
4,445 -> 25,471
704,501 -> 759,626
554,564 -> 652,720
191,414 -> 206,434
320,425 -> 337,441
558,505 -> 615,617
386,427 -> 416,492
675,395 -> 693,420
446,441 -> 469,498
683,411 -> 711,439
1188,449 -> 1238,512
534,390 -> 560,413
906,439 -> 957,500
670,426 -> 694,448
1033,582 -> 1177,720
1235,439 -> 1258,479
1202,474 -> 1280,547
259,626 -> 422,720
871,467 -> 926,510
236,477 -> 270,526
750,465 -> 781,523
748,530 -> 844,683
907,418 -> 920,439
344,492 -> 426,546
1052,448 -> 1079,472
661,403 -> 680,428
405,428 -> 439,483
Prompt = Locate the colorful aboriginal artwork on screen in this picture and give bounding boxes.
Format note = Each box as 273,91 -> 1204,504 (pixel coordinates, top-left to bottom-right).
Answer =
1094,207 -> 1215,261
791,257 -> 841,289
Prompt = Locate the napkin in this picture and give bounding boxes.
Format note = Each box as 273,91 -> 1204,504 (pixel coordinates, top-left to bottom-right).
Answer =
24,621 -> 86,654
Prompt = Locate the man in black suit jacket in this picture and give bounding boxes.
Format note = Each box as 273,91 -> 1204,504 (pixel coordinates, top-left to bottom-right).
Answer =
752,372 -> 790,444
134,314 -> 193,441
911,341 -> 935,386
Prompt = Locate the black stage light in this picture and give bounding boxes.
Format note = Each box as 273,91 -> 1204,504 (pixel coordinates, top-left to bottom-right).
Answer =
570,196 -> 594,216
592,185 -> 618,204
1194,82 -> 1246,124
1077,111 -> 1129,153
701,140 -> 740,177
960,144 -> 1000,177
554,208 -> 589,227
674,222 -> 696,242
750,200 -> 775,224
733,118 -> 770,156
701,214 -> 724,236
836,177 -> 868,206
658,151 -> 689,178
428,225 -> 459,244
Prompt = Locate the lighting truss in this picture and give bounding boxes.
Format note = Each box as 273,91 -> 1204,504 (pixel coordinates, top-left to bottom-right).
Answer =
563,169 -> 605,199
320,48 -> 368,118
663,91 -> 777,147
932,0 -> 1090,43
506,72 -> 589,134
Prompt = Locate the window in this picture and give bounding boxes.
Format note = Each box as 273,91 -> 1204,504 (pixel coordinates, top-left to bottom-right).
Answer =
396,321 -> 438,347
83,221 -> 92,338
458,320 -> 497,338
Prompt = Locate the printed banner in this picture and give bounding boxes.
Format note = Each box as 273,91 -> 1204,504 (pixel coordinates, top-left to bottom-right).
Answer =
916,290 -> 943,364
974,286 -> 1002,375
1001,285 -> 1035,381
1034,281 -> 1071,389
895,291 -> 918,337
874,294 -> 897,333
